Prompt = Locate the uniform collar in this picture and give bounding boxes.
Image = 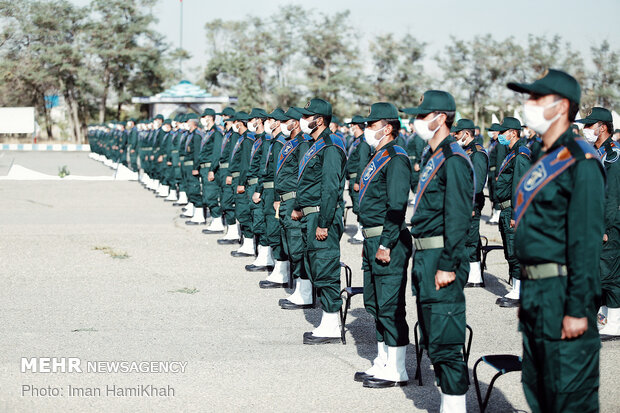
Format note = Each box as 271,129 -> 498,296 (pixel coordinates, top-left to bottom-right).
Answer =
432,135 -> 455,154
545,127 -> 574,153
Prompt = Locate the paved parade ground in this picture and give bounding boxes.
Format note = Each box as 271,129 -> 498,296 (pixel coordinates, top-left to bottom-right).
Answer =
1,151 -> 619,413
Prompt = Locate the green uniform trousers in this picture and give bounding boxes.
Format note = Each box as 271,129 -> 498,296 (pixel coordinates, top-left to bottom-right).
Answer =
184,167 -> 202,207
362,231 -> 411,347
601,227 -> 620,308
412,248 -> 469,395
200,169 -> 222,218
302,208 -> 344,313
499,207 -> 521,280
280,199 -> 308,280
466,209 -> 482,263
263,188 -> 286,261
520,277 -> 600,413
129,155 -> 138,171
348,180 -> 360,215
220,170 -> 236,225
233,177 -> 252,238
249,183 -> 266,246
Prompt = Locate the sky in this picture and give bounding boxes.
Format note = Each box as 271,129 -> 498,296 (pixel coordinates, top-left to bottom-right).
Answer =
73,0 -> 619,83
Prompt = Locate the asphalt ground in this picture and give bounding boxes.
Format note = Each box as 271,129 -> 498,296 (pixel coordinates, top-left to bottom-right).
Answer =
1,151 -> 619,412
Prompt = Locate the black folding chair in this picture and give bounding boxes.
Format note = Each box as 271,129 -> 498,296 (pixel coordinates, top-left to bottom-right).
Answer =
338,261 -> 363,345
473,354 -> 523,413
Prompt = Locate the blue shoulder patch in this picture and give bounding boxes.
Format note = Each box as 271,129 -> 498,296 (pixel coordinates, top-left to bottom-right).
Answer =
276,135 -> 287,145
303,133 -> 313,141
518,146 -> 531,158
392,145 -> 408,156
330,133 -> 347,153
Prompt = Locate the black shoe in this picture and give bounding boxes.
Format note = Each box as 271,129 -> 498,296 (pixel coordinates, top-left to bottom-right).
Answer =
465,282 -> 484,288
185,220 -> 204,225
173,202 -> 188,207
354,372 -> 373,382
363,377 -> 407,388
600,334 -> 620,342
280,299 -> 314,310
230,251 -> 254,258
202,228 -> 225,234
499,298 -> 520,308
495,296 -> 507,305
218,238 -> 241,245
259,280 -> 287,289
302,332 -> 341,345
348,238 -> 363,245
245,264 -> 274,272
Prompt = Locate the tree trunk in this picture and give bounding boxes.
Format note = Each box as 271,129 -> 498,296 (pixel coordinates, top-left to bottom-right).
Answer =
99,63 -> 111,123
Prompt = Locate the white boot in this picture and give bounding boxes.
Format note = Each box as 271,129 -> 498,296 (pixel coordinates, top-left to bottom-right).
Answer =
205,216 -> 226,232
266,261 -> 290,284
287,278 -> 313,305
489,209 -> 500,224
221,222 -> 240,241
311,311 -> 341,338
165,189 -> 178,201
234,237 -> 255,256
503,279 -> 520,300
181,203 -> 194,218
467,262 -> 483,284
365,341 -> 388,376
251,246 -> 274,267
177,191 -> 188,204
352,223 -> 364,242
189,207 -> 206,224
370,345 -> 408,384
159,185 -> 170,197
440,392 -> 466,413
598,306 -> 609,330
600,307 -> 620,336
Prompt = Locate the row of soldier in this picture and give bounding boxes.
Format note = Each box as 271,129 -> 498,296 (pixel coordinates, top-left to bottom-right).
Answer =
88,68 -> 619,413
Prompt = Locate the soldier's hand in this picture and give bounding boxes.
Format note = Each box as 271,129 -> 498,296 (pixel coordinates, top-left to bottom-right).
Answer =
237,185 -> 245,194
353,183 -> 360,192
192,170 -> 199,176
316,227 -> 328,241
226,176 -> 232,185
435,270 -> 456,290
414,163 -> 421,172
252,192 -> 261,203
603,234 -> 608,243
561,315 -> 588,339
291,209 -> 302,221
167,162 -> 172,166
375,248 -> 390,264
273,201 -> 281,210
150,155 -> 154,160
158,155 -> 163,162
208,171 -> 215,182
131,149 -> 135,154
510,219 -> 515,228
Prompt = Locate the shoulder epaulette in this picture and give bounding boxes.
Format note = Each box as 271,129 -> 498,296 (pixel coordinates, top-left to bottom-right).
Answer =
518,145 -> 531,158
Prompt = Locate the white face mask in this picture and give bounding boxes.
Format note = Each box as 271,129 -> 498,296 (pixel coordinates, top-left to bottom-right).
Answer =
413,115 -> 441,141
300,117 -> 313,134
232,123 -> 239,133
364,126 -> 387,148
523,100 -> 561,135
456,134 -> 467,147
264,120 -> 273,135
247,121 -> 257,132
281,122 -> 292,137
583,126 -> 598,144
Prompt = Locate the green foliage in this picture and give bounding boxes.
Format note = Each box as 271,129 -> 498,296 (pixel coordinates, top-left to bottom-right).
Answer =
58,165 -> 70,178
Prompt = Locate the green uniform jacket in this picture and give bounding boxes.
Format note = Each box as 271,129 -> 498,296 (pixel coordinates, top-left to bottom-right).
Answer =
294,129 -> 347,228
495,138 -> 531,204
464,141 -> 489,211
411,136 -> 474,272
274,132 -> 310,196
359,141 -> 411,249
354,138 -> 372,184
600,137 -> 620,235
219,129 -> 238,168
515,128 -> 605,318
247,132 -> 266,180
261,133 -> 285,190
197,126 -> 223,173
229,131 -> 253,184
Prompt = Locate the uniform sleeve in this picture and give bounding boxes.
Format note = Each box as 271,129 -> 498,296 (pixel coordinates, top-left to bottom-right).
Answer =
472,152 -> 488,195
210,131 -> 223,173
380,155 -> 412,249
566,159 -> 605,318
512,153 -> 531,199
318,146 -> 344,228
193,135 -> 201,165
356,143 -> 371,185
438,156 -> 474,272
604,163 -> 620,234
238,139 -> 251,184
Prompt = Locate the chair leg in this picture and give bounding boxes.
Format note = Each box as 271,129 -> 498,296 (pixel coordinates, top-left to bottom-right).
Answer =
414,322 -> 423,386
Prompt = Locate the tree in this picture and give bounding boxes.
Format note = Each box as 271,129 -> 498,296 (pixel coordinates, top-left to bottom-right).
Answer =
585,40 -> 619,109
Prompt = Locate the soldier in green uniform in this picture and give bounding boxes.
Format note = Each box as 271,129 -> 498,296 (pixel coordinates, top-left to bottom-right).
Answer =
578,107 -> 620,339
487,123 -> 503,224
256,109 -> 290,283
228,111 -> 257,257
402,90 -> 474,412
180,114 -> 205,223
164,117 -> 182,202
155,119 -> 173,198
495,117 -> 531,307
509,69 -> 605,413
272,108 -> 313,302
216,108 -> 243,244
175,115 -> 191,207
346,115 -> 370,244
126,119 -> 138,172
348,103 -> 412,388
196,108 -> 224,229
452,118 -> 489,288
292,99 -> 347,344
406,120 -> 427,195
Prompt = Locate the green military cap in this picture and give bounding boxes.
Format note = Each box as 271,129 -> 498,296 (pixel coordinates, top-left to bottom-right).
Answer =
297,98 -> 333,117
232,111 -> 250,122
118,121 -> 126,126
507,68 -> 581,105
128,118 -> 136,123
163,119 -> 172,125
267,108 -> 288,121
362,102 -> 400,123
218,107 -> 236,117
574,107 -> 613,125
475,125 -> 481,130
486,123 -> 501,131
154,114 -> 164,120
186,113 -> 199,121
498,117 -> 523,132
201,108 -> 216,117
283,107 -> 303,121
331,115 -> 342,126
451,118 -> 475,133
347,115 -> 366,125
248,108 -> 268,119
400,90 -> 456,115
